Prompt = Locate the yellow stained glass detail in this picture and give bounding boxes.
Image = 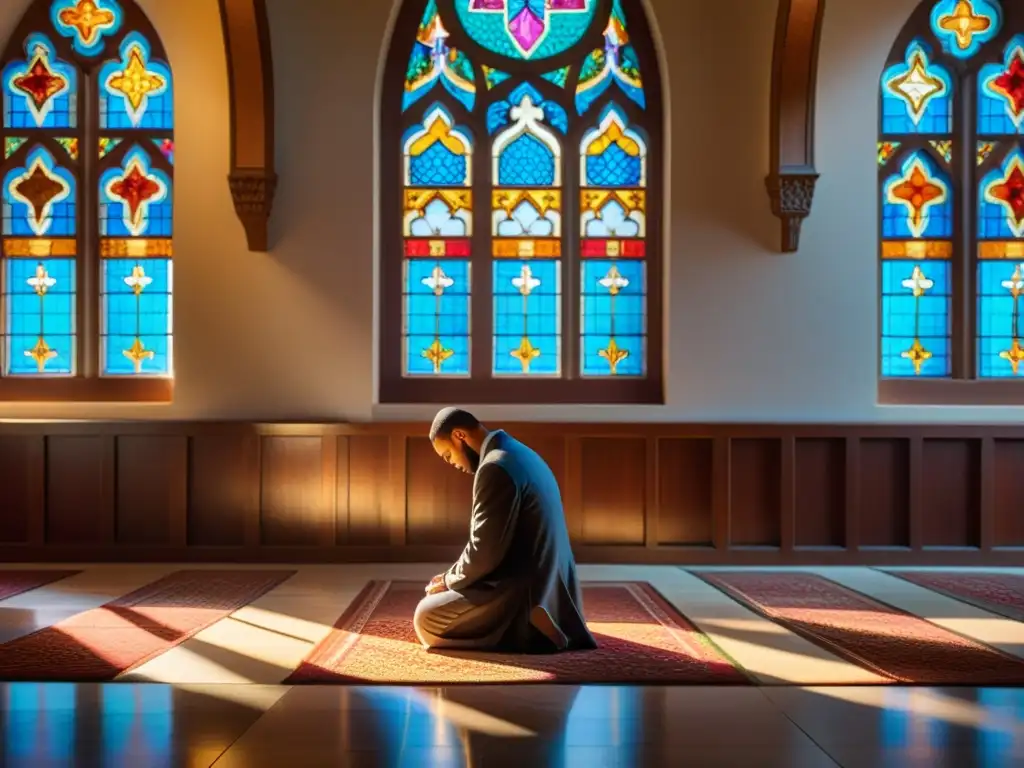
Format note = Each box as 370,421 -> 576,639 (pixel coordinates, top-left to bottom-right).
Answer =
3,238 -> 76,257
937,0 -> 992,52
57,0 -> 116,48
881,240 -> 952,259
901,338 -> 933,375
408,113 -> 469,157
930,140 -> 953,163
510,337 -> 541,372
878,141 -> 901,165
25,337 -> 58,372
122,337 -> 155,373
581,189 -> 646,215
106,44 -> 166,117
100,238 -> 173,258
492,189 -> 561,217
584,119 -> 642,157
492,239 -> 560,258
1000,340 -> 1024,375
886,48 -> 946,122
421,338 -> 454,374
598,337 -> 629,375
979,241 -> 1024,259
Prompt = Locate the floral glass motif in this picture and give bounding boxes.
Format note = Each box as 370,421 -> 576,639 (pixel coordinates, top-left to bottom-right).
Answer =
879,0 -> 1024,382
455,0 -> 598,61
388,0 -> 659,391
403,0 -> 476,113
576,0 -> 644,115
0,0 -> 174,382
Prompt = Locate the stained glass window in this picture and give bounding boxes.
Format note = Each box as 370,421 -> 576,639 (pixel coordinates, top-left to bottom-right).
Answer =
0,0 -> 174,396
382,0 -> 662,402
880,0 -> 1024,388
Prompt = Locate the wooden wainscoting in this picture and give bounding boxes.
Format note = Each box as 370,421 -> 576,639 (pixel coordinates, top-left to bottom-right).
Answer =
0,421 -> 1022,564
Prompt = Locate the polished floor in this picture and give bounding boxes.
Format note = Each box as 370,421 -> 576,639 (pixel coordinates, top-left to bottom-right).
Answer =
0,564 -> 1023,767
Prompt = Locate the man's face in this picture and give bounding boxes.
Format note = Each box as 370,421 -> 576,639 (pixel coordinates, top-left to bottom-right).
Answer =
432,430 -> 480,475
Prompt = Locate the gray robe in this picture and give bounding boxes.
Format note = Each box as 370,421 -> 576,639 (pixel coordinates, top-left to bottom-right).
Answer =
413,430 -> 597,652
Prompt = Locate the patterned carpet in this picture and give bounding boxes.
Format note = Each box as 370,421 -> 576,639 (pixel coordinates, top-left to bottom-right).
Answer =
1,567 -> 1024,684
287,581 -> 749,685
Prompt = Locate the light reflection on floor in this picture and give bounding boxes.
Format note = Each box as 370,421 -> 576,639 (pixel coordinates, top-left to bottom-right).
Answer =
0,682 -> 1021,767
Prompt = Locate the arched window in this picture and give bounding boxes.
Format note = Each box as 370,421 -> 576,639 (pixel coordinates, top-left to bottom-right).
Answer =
879,0 -> 1024,404
380,0 -> 663,404
0,0 -> 173,402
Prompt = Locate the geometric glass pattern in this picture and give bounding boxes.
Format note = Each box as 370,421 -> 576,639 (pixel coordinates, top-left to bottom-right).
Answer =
403,0 -> 476,113
455,0 -> 598,61
0,0 -> 174,386
881,0 -> 1024,385
576,0 -> 645,115
385,0 -> 661,397
404,259 -> 471,376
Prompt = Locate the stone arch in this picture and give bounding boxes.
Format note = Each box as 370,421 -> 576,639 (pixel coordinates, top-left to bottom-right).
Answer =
218,0 -> 276,252
765,0 -> 826,252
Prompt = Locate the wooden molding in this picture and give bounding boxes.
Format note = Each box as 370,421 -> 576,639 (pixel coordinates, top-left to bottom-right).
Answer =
766,0 -> 826,253
219,0 -> 277,252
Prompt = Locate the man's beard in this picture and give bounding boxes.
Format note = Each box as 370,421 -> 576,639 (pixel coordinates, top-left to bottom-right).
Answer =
463,445 -> 481,473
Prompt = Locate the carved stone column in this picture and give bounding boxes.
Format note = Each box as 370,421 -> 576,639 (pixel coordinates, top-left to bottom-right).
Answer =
767,0 -> 825,252
765,171 -> 819,253
229,169 -> 278,253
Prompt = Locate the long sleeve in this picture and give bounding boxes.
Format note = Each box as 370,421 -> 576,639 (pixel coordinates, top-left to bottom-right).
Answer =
445,463 -> 520,592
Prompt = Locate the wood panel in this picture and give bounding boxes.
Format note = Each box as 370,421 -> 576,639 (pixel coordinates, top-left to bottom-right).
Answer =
920,439 -> 981,548
0,420 -> 1019,564
116,436 -> 188,546
344,435 -> 391,545
406,437 -> 473,546
859,438 -> 910,548
0,436 -> 43,544
579,438 -> 645,545
189,433 -> 259,546
729,439 -> 781,547
795,439 -> 845,547
46,436 -> 113,545
994,440 -> 1024,547
657,438 -> 713,545
260,436 -> 332,546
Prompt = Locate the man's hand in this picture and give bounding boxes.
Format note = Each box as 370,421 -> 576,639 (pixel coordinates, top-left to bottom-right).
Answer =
425,573 -> 448,595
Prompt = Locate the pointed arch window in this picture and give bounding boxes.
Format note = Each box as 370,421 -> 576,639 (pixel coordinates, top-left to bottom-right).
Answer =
879,0 -> 1024,404
0,0 -> 173,402
380,0 -> 663,404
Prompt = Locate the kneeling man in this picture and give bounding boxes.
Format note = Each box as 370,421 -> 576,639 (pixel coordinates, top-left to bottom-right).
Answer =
414,408 -> 597,654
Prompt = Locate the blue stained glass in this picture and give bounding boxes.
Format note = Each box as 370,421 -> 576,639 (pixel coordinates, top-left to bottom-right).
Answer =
51,0 -> 124,57
98,33 -> 173,130
979,148 -> 1024,238
977,261 -> 1024,378
483,66 -> 511,89
455,0 -> 598,61
880,260 -> 952,377
101,258 -> 172,376
487,83 -> 569,135
542,67 -> 571,88
410,141 -> 468,186
404,259 -> 471,376
978,37 -> 1024,135
881,152 -> 952,238
930,0 -> 1001,60
2,35 -> 78,130
587,142 -> 641,187
493,259 -> 560,375
498,133 -> 556,185
101,685 -> 172,765
2,146 -> 77,237
99,146 -> 173,238
3,258 -> 76,376
575,0 -> 645,114
581,259 -> 645,377
880,41 -> 953,135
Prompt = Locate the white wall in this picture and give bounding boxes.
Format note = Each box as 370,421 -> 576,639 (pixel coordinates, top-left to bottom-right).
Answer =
0,0 -> 1018,423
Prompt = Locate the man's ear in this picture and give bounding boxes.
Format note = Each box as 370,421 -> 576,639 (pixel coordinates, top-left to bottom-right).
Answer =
450,428 -> 466,444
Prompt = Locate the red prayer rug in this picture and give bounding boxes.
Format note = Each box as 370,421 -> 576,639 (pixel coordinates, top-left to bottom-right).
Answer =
286,581 -> 750,685
696,571 -> 1024,684
0,569 -> 295,681
0,570 -> 80,602
886,570 -> 1024,623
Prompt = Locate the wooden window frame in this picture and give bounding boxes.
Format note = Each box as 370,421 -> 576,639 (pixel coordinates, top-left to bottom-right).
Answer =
879,0 -> 1024,406
378,0 -> 664,405
0,0 -> 173,403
